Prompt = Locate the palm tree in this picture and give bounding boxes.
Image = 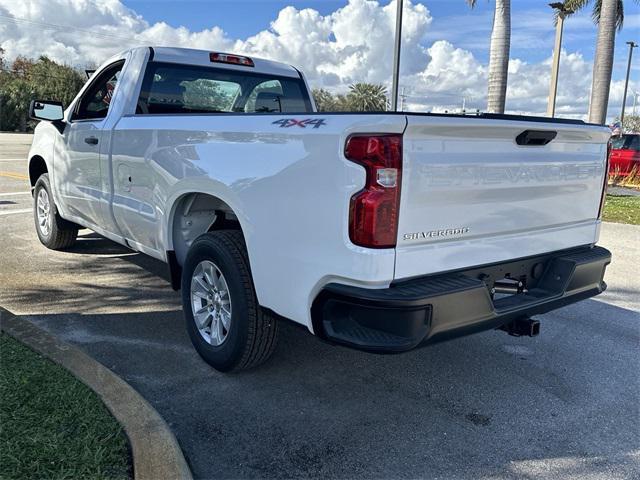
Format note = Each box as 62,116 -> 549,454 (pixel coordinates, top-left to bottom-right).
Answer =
564,0 -> 627,29
563,0 -> 630,124
312,88 -> 338,112
347,83 -> 388,111
467,0 -> 511,114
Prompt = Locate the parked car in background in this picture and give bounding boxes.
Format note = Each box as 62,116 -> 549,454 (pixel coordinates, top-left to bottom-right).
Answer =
609,134 -> 640,177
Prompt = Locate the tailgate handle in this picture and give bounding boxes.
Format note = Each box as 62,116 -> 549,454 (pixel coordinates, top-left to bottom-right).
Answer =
516,130 -> 557,146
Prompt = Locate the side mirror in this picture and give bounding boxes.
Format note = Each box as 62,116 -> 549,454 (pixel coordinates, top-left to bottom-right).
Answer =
29,100 -> 65,133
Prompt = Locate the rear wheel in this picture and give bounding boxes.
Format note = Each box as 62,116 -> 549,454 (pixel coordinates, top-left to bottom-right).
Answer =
181,230 -> 279,372
33,173 -> 78,250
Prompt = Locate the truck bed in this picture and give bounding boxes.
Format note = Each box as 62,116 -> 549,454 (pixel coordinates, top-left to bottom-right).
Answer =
111,111 -> 609,325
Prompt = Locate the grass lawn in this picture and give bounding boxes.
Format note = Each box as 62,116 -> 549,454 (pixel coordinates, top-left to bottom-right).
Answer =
602,194 -> 640,225
0,333 -> 130,479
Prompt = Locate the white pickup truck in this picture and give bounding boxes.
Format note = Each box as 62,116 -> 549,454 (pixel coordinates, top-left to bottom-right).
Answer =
28,46 -> 612,372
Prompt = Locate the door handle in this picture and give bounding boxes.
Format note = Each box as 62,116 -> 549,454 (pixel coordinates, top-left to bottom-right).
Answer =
84,136 -> 99,145
515,130 -> 557,146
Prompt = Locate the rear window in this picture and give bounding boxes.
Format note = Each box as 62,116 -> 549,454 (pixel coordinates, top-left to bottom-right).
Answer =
137,62 -> 312,115
610,134 -> 640,151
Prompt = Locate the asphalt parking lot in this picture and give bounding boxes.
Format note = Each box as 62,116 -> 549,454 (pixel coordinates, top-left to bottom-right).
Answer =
1,133 -> 639,480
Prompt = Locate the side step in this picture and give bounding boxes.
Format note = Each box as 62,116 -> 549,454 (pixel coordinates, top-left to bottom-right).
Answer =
499,317 -> 540,337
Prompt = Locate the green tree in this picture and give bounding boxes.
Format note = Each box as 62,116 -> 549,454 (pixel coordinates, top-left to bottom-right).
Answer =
182,78 -> 235,111
564,0 -> 627,29
562,0 -> 634,124
0,48 -> 6,131
312,84 -> 388,112
30,57 -> 85,109
0,48 -> 9,131
335,93 -> 352,111
0,56 -> 35,131
312,88 -> 339,112
346,83 -> 388,111
0,54 -> 85,132
467,0 -> 511,114
615,114 -> 640,133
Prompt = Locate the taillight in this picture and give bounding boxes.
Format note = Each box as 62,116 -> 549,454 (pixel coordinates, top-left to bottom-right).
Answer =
209,52 -> 254,67
598,141 -> 611,219
345,134 -> 402,248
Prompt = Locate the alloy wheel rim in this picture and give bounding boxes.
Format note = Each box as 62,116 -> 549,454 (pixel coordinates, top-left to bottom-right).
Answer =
36,188 -> 51,237
190,260 -> 232,346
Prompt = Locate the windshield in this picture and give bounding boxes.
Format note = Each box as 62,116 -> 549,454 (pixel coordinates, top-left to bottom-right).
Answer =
610,134 -> 640,151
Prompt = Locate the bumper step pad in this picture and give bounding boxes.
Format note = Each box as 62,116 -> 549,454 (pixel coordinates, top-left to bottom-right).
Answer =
312,246 -> 611,352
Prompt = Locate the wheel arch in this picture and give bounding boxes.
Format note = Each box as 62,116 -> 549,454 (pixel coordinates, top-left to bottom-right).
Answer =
27,121 -> 58,190
28,155 -> 48,188
165,190 -> 248,289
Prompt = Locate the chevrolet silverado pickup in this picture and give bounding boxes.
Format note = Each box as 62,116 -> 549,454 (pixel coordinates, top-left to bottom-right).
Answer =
27,46 -> 612,372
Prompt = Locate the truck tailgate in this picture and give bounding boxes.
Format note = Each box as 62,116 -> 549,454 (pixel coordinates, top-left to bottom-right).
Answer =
395,115 -> 610,280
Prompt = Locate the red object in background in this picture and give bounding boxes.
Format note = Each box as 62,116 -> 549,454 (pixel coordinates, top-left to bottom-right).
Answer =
609,134 -> 640,177
102,82 -> 115,106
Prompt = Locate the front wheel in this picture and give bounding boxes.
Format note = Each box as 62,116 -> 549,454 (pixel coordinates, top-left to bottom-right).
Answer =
181,230 -> 279,372
33,173 -> 78,250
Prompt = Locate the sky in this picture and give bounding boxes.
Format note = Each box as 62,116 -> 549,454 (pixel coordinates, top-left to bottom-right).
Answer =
0,0 -> 638,121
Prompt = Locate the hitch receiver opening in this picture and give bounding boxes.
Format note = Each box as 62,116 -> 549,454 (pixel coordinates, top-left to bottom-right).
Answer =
499,317 -> 540,337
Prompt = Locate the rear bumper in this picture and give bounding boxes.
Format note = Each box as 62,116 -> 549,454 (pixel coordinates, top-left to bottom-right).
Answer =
311,246 -> 611,352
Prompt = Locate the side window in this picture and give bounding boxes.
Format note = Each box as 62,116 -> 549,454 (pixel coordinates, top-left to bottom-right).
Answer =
74,62 -> 124,121
244,79 -> 310,113
245,80 -> 283,112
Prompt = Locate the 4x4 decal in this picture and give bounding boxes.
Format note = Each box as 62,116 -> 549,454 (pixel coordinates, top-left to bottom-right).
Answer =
272,118 -> 326,129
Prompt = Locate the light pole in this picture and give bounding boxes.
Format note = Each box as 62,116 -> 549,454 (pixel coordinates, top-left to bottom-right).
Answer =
620,41 -> 637,129
399,87 -> 407,111
547,3 -> 573,117
391,0 -> 403,111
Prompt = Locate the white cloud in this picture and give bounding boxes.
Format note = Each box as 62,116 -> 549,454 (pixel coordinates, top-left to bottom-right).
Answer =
0,0 -> 635,121
232,0 -> 432,88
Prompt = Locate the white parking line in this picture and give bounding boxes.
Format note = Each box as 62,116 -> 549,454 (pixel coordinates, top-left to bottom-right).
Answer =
0,208 -> 32,216
0,191 -> 30,197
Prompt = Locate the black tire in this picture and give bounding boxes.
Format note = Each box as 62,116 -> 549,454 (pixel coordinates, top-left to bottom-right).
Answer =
181,230 -> 279,372
33,173 -> 78,250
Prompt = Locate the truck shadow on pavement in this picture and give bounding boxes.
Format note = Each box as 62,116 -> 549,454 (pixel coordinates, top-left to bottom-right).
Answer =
69,232 -> 133,255
6,235 -> 640,479
65,231 -> 174,284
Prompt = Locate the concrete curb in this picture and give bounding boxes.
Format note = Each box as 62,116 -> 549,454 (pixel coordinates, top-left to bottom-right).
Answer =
0,307 -> 192,480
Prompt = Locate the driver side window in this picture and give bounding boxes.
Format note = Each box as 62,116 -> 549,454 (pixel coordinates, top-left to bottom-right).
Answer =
74,61 -> 124,121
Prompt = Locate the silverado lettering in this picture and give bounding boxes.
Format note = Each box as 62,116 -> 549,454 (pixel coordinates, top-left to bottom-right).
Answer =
403,228 -> 470,240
